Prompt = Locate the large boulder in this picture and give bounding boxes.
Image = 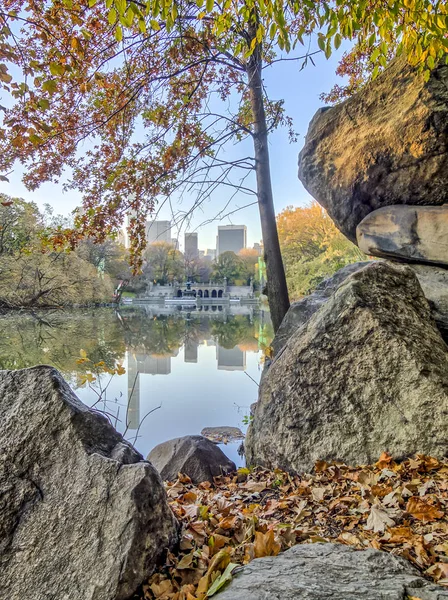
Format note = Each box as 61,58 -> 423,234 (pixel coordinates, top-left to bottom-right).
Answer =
0,366 -> 179,600
272,260 -> 448,356
147,435 -> 236,483
357,204 -> 448,266
246,262 -> 448,473
216,543 -> 448,600
298,56 -> 448,242
272,261 -> 372,356
411,263 -> 448,340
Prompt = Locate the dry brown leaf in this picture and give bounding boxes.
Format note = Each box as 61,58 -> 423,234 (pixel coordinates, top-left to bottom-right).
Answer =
150,578 -> 174,598
376,452 -> 394,470
311,487 -> 326,502
406,497 -> 444,522
254,529 -> 281,558
365,504 -> 395,533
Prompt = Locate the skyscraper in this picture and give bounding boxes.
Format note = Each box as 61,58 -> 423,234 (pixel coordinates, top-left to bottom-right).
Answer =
146,220 -> 172,244
184,232 -> 199,258
217,225 -> 247,256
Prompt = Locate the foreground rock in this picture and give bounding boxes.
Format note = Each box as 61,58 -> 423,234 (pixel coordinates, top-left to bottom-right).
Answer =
246,262 -> 448,473
272,260 -> 448,355
0,366 -> 179,600
412,263 -> 448,340
272,261 -> 372,356
357,204 -> 448,266
216,543 -> 448,600
148,435 -> 236,483
298,56 -> 448,242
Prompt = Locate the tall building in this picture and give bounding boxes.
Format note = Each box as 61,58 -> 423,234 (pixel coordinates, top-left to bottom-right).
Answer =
217,225 -> 247,256
184,232 -> 199,258
205,248 -> 216,260
253,242 -> 263,256
146,220 -> 172,244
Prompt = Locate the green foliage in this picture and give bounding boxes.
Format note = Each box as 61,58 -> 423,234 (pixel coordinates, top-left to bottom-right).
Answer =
212,252 -> 245,285
0,196 -> 117,308
0,195 -> 42,255
277,203 -> 366,300
143,242 -> 184,284
0,252 -> 114,308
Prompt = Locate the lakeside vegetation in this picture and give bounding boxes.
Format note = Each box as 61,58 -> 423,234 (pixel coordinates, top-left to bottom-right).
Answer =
0,195 -> 365,309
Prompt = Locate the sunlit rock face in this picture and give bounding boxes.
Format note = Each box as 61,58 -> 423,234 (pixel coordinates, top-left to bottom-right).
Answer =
0,366 -> 179,600
246,263 -> 448,474
298,56 -> 448,243
357,204 -> 448,267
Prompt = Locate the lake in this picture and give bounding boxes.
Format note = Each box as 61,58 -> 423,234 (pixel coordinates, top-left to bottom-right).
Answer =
0,305 -> 272,466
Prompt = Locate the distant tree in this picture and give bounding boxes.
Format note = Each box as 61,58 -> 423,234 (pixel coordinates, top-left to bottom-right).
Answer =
277,202 -> 366,299
76,238 -> 131,282
0,195 -> 42,255
144,242 -> 184,285
238,248 -> 260,283
212,251 -> 245,285
0,252 -> 113,308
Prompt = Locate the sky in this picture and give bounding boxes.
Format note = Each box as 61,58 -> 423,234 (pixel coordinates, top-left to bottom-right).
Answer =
1,45 -> 348,251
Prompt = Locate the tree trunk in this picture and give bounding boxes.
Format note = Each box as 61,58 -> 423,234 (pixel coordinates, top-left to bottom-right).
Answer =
246,30 -> 290,332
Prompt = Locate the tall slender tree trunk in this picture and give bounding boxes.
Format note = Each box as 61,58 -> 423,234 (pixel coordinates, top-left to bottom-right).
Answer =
246,29 -> 290,332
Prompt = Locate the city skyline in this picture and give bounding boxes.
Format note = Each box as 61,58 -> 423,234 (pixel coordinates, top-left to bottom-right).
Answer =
125,217 -> 262,256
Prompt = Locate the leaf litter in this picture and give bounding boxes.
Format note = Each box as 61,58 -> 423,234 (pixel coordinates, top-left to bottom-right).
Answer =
137,453 -> 448,599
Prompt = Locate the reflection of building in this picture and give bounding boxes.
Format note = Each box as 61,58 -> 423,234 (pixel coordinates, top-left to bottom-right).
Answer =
217,225 -> 247,256
216,345 -> 246,371
184,340 -> 198,363
126,352 -> 171,429
146,220 -> 172,244
185,232 -> 199,258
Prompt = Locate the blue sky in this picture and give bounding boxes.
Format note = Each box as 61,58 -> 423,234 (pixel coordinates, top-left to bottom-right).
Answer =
2,47 -> 347,251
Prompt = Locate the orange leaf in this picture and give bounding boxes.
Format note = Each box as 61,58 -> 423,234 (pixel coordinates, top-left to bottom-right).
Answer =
406,496 -> 444,522
254,530 -> 281,558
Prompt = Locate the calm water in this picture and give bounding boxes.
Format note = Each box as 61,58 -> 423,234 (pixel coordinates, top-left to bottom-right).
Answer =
0,306 -> 272,465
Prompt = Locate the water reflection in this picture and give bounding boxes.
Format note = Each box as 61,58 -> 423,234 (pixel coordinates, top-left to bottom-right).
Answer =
0,306 -> 272,464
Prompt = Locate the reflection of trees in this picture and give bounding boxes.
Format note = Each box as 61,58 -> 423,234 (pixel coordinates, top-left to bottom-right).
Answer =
119,312 -> 190,356
0,310 -> 125,381
209,315 -> 256,350
0,309 -> 273,385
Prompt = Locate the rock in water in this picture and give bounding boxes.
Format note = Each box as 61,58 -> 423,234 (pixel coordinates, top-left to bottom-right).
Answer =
148,435 -> 236,483
246,263 -> 448,473
357,204 -> 448,266
0,366 -> 179,600
298,56 -> 448,242
216,543 -> 448,600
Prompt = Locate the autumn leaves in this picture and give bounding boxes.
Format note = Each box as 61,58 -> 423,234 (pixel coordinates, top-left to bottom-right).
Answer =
141,453 -> 448,599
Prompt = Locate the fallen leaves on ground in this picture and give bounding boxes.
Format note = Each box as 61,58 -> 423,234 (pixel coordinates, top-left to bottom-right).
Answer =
138,454 -> 448,600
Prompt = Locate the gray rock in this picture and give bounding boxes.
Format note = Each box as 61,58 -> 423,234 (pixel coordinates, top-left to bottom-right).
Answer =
201,426 -> 245,443
357,204 -> 448,266
216,543 -> 448,600
411,263 -> 448,340
246,262 -> 448,473
273,261 -> 372,355
298,56 -> 448,242
148,435 -> 236,483
273,260 -> 448,355
0,366 -> 179,600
